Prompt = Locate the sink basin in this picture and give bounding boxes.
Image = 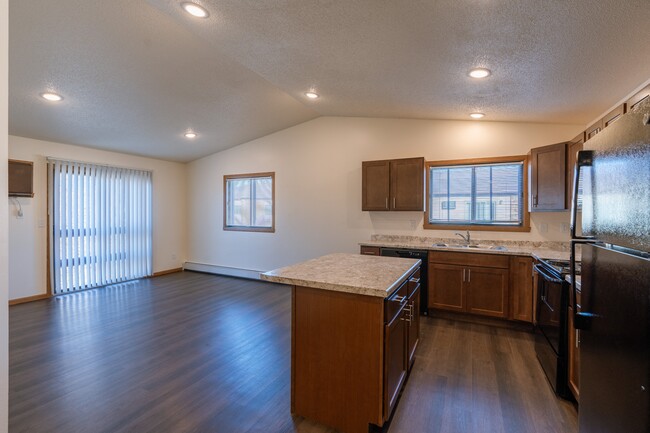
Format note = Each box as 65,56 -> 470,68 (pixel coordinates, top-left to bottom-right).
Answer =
431,243 -> 508,251
461,244 -> 508,251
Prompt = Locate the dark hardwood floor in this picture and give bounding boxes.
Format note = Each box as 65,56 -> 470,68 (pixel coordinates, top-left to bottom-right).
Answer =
10,271 -> 577,433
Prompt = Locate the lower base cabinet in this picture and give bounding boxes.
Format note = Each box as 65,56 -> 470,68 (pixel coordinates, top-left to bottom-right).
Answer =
428,252 -> 534,323
292,266 -> 421,433
429,252 -> 509,318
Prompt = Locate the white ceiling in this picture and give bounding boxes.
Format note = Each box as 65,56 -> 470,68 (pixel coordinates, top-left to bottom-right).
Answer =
9,0 -> 650,162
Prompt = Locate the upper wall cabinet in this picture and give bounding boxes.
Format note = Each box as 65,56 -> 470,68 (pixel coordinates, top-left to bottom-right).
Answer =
626,84 -> 650,113
566,132 -> 584,205
362,157 -> 424,211
530,142 -> 567,212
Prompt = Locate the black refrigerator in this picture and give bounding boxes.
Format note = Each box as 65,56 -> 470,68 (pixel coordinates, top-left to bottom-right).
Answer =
570,97 -> 650,433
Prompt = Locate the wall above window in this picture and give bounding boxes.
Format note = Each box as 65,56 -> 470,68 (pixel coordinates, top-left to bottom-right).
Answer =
424,156 -> 530,232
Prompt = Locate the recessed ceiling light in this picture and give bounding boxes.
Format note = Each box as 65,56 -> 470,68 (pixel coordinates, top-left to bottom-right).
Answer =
470,112 -> 485,119
468,68 -> 491,79
181,2 -> 209,18
184,132 -> 197,139
304,91 -> 319,99
40,92 -> 63,102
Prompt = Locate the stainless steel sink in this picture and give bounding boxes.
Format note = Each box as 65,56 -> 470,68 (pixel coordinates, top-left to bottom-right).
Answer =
432,243 -> 508,251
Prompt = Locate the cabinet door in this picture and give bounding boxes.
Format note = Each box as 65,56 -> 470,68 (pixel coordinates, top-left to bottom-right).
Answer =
584,119 -> 603,142
428,263 -> 465,312
602,104 -> 626,129
466,266 -> 509,318
566,133 -> 584,208
530,142 -> 567,211
626,83 -> 650,112
390,157 -> 424,211
362,160 -> 390,211
384,310 -> 407,418
509,256 -> 533,322
407,284 -> 420,367
360,246 -> 381,256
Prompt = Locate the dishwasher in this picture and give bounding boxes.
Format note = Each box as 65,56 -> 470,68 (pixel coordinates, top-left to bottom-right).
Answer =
380,248 -> 428,315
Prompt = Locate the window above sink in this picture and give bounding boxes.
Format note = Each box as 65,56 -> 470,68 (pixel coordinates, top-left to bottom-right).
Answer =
424,155 -> 530,232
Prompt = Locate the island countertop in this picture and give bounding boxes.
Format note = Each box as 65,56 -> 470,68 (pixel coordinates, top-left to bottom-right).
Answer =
260,252 -> 421,298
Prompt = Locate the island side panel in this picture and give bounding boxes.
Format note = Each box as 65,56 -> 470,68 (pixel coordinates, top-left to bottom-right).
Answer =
292,285 -> 385,433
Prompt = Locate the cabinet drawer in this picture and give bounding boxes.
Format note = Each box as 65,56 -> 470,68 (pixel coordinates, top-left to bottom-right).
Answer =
360,246 -> 381,256
385,281 -> 408,324
407,268 -> 421,296
428,251 -> 509,269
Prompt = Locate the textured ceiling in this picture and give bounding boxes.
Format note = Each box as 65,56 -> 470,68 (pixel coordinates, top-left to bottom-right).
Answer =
9,0 -> 650,162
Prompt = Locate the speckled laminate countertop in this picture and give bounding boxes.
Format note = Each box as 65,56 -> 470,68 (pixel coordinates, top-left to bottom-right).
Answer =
359,238 -> 575,262
260,253 -> 420,298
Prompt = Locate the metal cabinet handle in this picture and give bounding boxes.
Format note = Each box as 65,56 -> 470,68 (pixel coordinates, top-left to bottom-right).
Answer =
394,295 -> 407,303
393,197 -> 396,209
467,269 -> 471,283
462,269 -> 466,282
385,197 -> 389,210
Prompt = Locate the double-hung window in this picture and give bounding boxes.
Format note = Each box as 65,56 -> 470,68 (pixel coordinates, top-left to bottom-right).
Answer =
425,156 -> 529,231
224,172 -> 275,232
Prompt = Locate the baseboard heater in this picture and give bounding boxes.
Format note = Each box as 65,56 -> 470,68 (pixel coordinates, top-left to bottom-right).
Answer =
183,262 -> 263,281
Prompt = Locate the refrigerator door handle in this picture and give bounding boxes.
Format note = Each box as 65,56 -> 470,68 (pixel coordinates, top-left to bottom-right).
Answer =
570,150 -> 596,240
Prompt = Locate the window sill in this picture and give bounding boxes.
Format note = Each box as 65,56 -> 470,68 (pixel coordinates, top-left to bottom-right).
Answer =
223,226 -> 275,233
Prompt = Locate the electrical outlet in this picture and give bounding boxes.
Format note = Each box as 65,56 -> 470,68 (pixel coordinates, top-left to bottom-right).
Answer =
561,223 -> 569,233
171,253 -> 177,261
539,223 -> 548,234
38,219 -> 46,228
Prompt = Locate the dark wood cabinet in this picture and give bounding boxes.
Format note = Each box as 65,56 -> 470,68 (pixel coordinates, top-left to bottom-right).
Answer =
383,306 -> 407,417
585,119 -> 603,141
466,266 -> 509,318
530,142 -> 567,211
360,246 -> 381,256
626,83 -> 650,112
566,133 -> 584,206
429,263 -> 465,312
429,252 -> 509,319
362,157 -> 424,211
362,160 -> 391,210
407,284 -> 420,366
509,256 -> 534,322
601,104 -> 626,129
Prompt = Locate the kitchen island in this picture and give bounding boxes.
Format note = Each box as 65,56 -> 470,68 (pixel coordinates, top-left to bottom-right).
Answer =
261,253 -> 421,433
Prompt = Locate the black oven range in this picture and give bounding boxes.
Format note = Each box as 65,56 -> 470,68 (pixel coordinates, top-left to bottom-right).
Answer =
534,257 -> 579,400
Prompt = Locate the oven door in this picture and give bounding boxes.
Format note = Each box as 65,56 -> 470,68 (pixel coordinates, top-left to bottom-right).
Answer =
535,264 -> 566,356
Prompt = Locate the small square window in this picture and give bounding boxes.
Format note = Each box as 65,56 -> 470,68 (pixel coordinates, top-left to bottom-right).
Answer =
224,172 -> 275,232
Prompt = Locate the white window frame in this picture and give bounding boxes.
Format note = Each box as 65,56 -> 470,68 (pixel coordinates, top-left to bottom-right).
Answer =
223,172 -> 275,233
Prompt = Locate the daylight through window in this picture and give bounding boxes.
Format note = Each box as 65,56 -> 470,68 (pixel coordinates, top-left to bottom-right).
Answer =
224,172 -> 275,232
426,158 -> 526,229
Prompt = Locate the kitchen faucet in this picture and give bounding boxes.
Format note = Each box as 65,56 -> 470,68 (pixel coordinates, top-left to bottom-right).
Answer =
455,230 -> 471,245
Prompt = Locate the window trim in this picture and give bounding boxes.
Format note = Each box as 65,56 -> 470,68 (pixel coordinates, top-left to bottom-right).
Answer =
424,155 -> 530,232
223,172 -> 275,233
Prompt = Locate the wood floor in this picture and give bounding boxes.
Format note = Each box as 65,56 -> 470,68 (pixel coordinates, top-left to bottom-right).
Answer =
9,271 -> 577,433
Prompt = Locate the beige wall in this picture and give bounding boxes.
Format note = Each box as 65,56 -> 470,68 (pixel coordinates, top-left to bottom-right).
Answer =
187,116 -> 583,273
7,135 -> 188,300
1,0 -> 9,428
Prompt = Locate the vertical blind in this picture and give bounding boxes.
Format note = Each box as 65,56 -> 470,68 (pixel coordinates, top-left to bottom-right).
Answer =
48,159 -> 153,294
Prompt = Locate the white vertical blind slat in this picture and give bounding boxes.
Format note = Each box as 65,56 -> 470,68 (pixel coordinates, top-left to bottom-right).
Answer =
48,160 -> 152,294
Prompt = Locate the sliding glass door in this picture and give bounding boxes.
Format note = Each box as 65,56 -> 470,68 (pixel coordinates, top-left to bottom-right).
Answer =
48,159 -> 152,294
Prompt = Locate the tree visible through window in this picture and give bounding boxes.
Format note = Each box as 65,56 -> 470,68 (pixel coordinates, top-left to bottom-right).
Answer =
224,172 -> 275,232
425,157 -> 529,231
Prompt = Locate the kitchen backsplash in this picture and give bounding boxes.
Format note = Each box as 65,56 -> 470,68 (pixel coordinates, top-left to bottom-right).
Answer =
370,234 -> 570,252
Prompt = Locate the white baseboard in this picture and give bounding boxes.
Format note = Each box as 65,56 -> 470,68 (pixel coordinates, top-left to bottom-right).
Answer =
183,261 -> 263,280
